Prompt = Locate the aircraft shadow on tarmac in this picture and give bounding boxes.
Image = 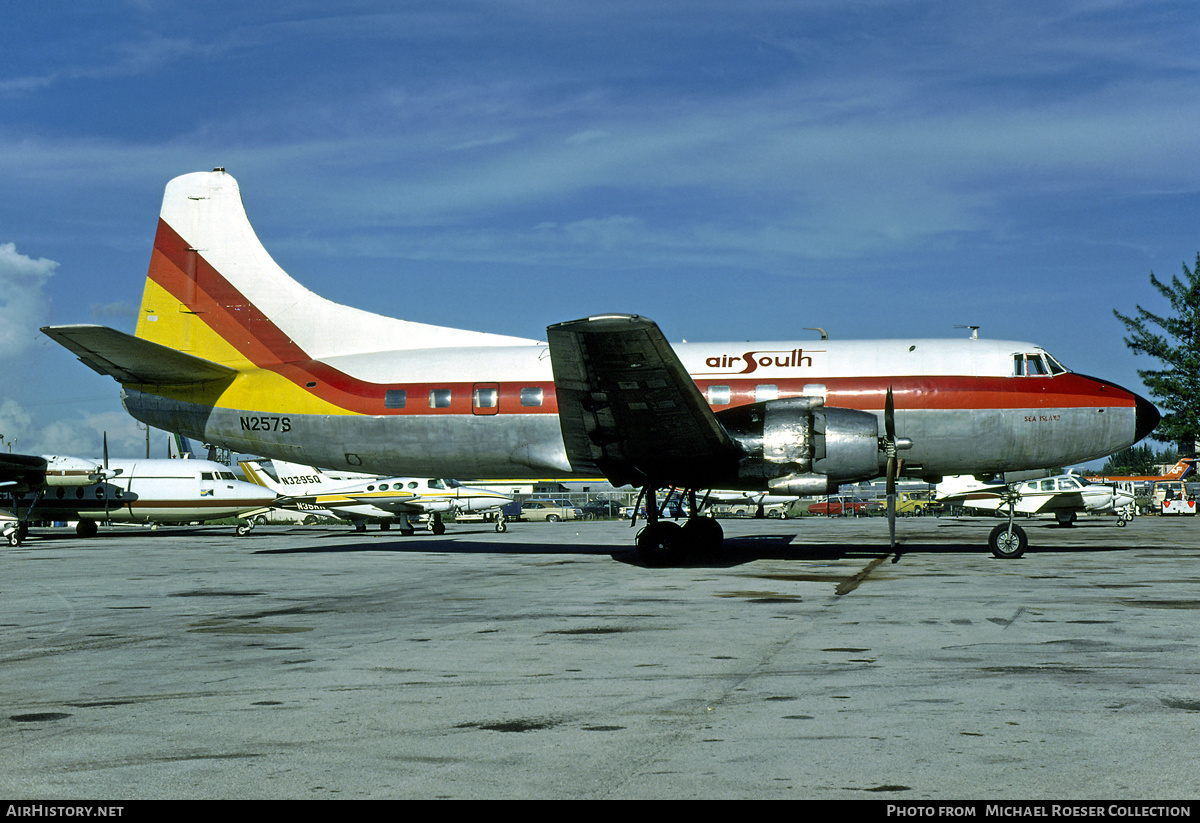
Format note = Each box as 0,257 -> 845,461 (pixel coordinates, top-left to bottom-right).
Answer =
244,522 -> 1137,568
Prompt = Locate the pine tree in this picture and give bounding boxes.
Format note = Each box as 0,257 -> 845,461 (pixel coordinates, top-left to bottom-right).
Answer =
1114,253 -> 1200,455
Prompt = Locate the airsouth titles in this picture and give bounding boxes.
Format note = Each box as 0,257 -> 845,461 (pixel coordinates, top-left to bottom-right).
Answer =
886,806 -> 1192,818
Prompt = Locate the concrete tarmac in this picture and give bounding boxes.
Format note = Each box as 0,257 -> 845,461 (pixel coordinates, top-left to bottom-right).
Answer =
2,513 -> 1199,800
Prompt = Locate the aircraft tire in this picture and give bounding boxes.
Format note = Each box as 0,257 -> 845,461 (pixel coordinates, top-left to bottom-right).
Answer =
495,520 -> 507,533
76,519 -> 98,538
235,523 -> 252,536
988,524 -> 1027,559
636,521 -> 683,566
680,517 -> 723,555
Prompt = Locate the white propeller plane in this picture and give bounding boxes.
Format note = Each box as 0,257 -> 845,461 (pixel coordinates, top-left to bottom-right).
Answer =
936,472 -> 1137,557
239,459 -> 513,533
1,450 -> 277,545
41,169 -> 1160,563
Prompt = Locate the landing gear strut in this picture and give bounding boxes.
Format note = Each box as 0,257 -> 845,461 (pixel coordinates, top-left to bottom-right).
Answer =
989,491 -> 1027,559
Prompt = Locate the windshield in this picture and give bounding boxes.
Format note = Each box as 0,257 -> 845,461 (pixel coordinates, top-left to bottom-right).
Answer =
1014,352 -> 1069,376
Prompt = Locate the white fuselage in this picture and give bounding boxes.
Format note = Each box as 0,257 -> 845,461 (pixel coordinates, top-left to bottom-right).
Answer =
1,459 -> 276,524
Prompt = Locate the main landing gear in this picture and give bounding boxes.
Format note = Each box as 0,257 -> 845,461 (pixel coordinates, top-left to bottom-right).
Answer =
634,487 -> 722,566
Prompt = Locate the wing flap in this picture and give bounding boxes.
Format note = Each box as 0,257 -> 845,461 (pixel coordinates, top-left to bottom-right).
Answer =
547,314 -> 741,488
41,325 -> 237,385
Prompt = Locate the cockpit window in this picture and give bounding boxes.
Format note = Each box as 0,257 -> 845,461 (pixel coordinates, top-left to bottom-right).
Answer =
1014,352 -> 1067,377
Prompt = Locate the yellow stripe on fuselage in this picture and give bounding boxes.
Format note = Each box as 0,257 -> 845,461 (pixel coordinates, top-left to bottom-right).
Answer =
133,279 -> 357,416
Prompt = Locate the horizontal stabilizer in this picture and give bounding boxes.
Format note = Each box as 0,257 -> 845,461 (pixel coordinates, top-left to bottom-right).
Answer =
41,325 -> 237,385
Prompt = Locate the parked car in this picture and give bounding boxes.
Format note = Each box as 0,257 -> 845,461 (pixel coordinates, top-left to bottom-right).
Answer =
580,500 -> 624,519
520,499 -> 583,522
807,495 -> 882,516
620,499 -> 689,519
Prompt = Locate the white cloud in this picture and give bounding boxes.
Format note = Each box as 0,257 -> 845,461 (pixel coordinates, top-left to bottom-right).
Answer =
0,242 -> 57,358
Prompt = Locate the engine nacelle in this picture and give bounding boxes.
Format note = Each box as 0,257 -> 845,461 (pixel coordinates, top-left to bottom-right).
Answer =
42,456 -> 105,487
717,397 -> 880,493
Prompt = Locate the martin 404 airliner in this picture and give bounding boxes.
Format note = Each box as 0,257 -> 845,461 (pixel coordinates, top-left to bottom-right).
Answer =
42,169 -> 1159,562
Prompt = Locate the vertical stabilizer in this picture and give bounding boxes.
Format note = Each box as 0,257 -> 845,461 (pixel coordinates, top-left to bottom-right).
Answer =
265,460 -> 341,495
134,169 -> 535,368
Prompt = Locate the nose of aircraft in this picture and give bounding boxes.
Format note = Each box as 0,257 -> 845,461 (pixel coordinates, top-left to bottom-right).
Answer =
1134,393 -> 1161,443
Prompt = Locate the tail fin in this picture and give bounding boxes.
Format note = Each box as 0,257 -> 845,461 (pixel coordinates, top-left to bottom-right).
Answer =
263,459 -> 341,495
238,461 -> 283,492
1164,459 -> 1196,480
134,168 -> 534,369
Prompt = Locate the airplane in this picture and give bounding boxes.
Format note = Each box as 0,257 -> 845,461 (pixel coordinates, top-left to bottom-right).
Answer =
238,459 -> 513,533
41,169 -> 1159,563
1084,457 -> 1196,484
0,450 -> 277,545
936,472 -> 1138,555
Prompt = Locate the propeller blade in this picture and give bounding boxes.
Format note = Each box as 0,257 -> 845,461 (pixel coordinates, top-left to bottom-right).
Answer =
887,460 -> 897,547
885,386 -> 896,440
884,387 -> 898,550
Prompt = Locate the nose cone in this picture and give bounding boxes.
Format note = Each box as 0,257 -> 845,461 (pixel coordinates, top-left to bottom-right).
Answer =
1134,393 -> 1161,443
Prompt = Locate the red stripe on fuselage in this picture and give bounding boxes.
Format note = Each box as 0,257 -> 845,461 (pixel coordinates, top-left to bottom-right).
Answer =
147,220 -> 1137,417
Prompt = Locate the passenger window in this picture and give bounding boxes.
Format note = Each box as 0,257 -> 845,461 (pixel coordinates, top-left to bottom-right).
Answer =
473,387 -> 498,408
707,385 -> 731,406
408,482 -> 418,489
520,387 -> 544,407
429,389 -> 452,408
755,384 -> 778,402
385,389 -> 407,409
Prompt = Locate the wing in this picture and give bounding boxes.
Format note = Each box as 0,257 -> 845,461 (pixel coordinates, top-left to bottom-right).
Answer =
546,315 -> 742,489
935,484 -> 1007,510
41,325 -> 237,385
0,453 -> 48,491
342,494 -> 423,514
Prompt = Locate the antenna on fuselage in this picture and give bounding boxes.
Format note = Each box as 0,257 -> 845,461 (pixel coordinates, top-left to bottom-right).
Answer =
955,325 -> 979,339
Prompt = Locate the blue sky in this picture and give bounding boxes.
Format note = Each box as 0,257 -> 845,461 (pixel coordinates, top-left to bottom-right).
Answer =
1,1 -> 1197,462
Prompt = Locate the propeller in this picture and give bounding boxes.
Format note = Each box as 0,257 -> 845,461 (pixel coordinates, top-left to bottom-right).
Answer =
881,388 -> 913,552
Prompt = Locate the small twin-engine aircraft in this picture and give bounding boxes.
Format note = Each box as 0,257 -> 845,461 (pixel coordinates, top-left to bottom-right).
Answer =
936,472 -> 1138,557
238,459 -> 512,533
0,449 -> 277,545
42,169 -> 1159,563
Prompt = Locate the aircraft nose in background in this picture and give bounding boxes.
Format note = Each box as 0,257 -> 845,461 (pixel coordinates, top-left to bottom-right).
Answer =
1135,393 -> 1160,443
